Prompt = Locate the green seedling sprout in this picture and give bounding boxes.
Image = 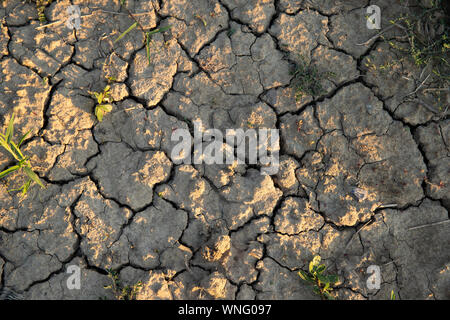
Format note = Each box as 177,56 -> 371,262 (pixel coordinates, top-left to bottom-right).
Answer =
0,114 -> 44,195
89,85 -> 113,122
104,269 -> 142,300
114,3 -> 172,65
298,255 -> 339,300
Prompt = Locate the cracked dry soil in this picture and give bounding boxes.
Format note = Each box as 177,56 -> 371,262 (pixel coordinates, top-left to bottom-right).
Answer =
0,0 -> 449,300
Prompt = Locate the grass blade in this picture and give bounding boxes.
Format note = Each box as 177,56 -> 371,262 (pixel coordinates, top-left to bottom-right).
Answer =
8,179 -> 30,194
22,179 -> 32,195
18,156 -> 29,166
0,165 -> 20,179
23,166 -> 44,188
6,113 -> 14,144
0,138 -> 9,150
146,33 -> 151,65
390,290 -> 396,300
9,141 -> 25,161
18,130 -> 31,147
114,22 -> 138,43
147,25 -> 172,36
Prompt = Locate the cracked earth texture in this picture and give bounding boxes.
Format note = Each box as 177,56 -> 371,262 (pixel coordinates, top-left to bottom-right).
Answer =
0,0 -> 449,300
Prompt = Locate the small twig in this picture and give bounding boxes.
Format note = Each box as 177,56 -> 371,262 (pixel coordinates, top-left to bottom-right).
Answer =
408,220 -> 450,231
356,24 -> 396,46
35,14 -> 92,30
403,73 -> 431,97
355,220 -> 373,235
121,107 -> 139,112
93,9 -> 154,17
93,9 -> 128,15
342,217 -> 377,253
35,20 -> 63,30
35,7 -> 152,31
418,65 -> 428,80
377,204 -> 398,209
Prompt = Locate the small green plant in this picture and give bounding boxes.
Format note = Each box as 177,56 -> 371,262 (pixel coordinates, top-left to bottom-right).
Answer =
387,2 -> 449,80
114,2 -> 171,65
227,28 -> 236,37
104,269 -> 142,300
377,1 -> 449,110
0,114 -> 44,195
89,85 -> 113,122
195,14 -> 207,27
361,2 -> 449,113
35,0 -> 53,24
291,56 -> 335,100
390,289 -> 396,300
298,255 -> 339,300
